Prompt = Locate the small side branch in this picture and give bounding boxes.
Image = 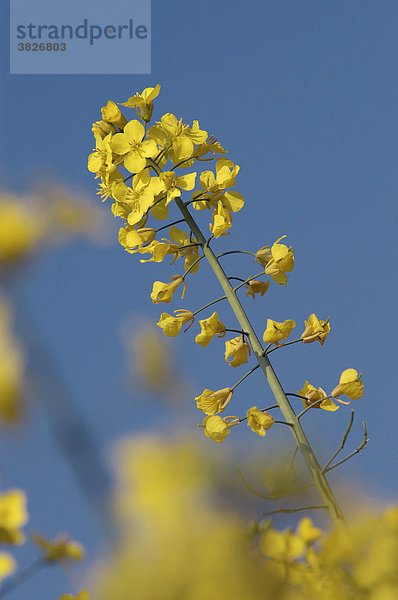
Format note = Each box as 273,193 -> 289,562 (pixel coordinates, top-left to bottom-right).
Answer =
322,410 -> 354,473
261,505 -> 327,517
324,421 -> 369,473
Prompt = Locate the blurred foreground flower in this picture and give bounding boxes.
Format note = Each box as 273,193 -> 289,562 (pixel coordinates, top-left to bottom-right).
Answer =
123,319 -> 190,404
89,436 -> 398,600
0,184 -> 107,270
0,297 -> 25,423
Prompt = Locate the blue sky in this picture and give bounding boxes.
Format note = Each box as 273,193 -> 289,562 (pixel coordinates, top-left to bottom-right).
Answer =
1,1 -> 397,598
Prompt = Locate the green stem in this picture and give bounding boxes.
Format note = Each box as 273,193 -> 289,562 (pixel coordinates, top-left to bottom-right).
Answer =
148,158 -> 344,523
0,559 -> 48,598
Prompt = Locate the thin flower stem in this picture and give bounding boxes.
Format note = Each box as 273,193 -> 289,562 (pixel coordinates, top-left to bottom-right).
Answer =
322,410 -> 354,473
236,467 -> 314,501
290,445 -> 299,468
148,158 -> 345,523
225,328 -> 249,336
155,219 -> 186,233
266,338 -> 303,355
286,393 -> 308,401
238,403 -> 280,422
261,505 -> 327,517
192,295 -> 227,317
170,156 -> 195,170
297,396 -> 335,419
216,250 -> 256,259
233,271 -> 267,293
0,559 -> 48,599
228,276 -> 246,283
231,365 -> 260,391
182,254 -> 206,279
325,422 -> 368,473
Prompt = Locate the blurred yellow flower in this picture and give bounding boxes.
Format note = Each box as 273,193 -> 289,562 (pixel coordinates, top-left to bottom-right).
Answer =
262,319 -> 296,344
0,298 -> 25,423
246,407 -> 275,436
0,553 -> 16,585
60,591 -> 90,600
32,533 -> 84,563
0,193 -> 44,265
0,490 -> 28,545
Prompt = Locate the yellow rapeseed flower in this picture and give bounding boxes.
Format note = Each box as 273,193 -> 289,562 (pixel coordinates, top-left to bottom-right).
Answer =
111,120 -> 158,173
101,100 -> 127,129
157,310 -> 194,337
246,280 -> 270,299
297,381 -> 339,412
195,388 -> 233,415
331,368 -> 364,401
301,313 -> 330,345
225,335 -> 251,367
246,407 -> 275,436
262,319 -> 296,344
121,84 -> 161,122
203,415 -> 237,443
195,312 -> 226,347
150,276 -> 186,304
256,236 -> 294,285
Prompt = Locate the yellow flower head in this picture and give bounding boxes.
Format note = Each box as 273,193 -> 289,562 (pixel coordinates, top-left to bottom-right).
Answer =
203,415 -> 237,443
260,527 -> 306,562
0,552 -> 16,585
301,314 -> 330,345
159,171 -> 197,206
32,533 -> 84,563
118,226 -> 156,253
196,388 -> 233,416
245,280 -> 270,299
195,312 -> 226,347
0,489 -> 28,545
121,84 -> 161,122
262,319 -> 296,345
101,100 -> 127,129
225,336 -> 251,368
92,120 -> 116,139
246,407 -> 275,437
110,120 -> 158,174
157,309 -> 194,337
148,113 -> 208,164
209,203 -> 232,238
150,275 -> 186,304
60,591 -> 90,600
256,236 -> 294,285
296,517 -> 322,544
331,369 -> 364,401
297,381 -> 339,412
